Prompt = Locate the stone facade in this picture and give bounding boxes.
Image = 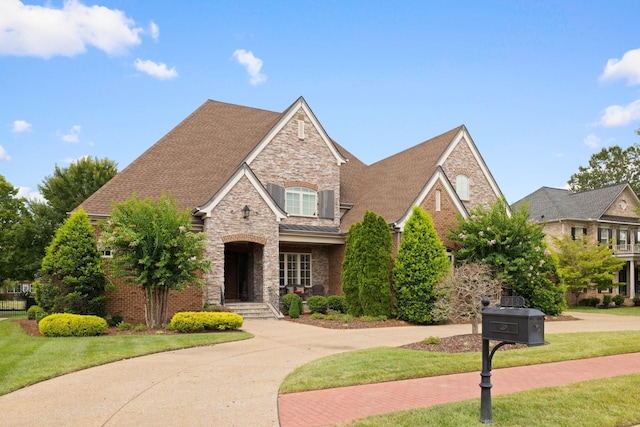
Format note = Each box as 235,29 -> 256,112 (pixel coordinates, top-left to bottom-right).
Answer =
442,136 -> 496,210
203,174 -> 280,305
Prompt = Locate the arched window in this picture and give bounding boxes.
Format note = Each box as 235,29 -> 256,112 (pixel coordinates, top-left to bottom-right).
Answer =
456,175 -> 469,200
285,187 -> 317,216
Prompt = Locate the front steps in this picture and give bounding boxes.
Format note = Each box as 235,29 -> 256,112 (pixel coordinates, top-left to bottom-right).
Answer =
225,302 -> 283,320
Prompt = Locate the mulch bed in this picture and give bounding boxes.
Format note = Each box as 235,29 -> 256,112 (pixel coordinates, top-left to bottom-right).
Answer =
14,318 -> 177,338
287,313 -> 578,353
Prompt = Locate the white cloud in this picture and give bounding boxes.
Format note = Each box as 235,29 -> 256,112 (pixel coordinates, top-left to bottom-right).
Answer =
134,58 -> 178,80
600,48 -> 640,85
149,21 -> 159,41
17,187 -> 45,202
61,125 -> 82,143
0,0 -> 143,58
583,133 -> 601,149
0,145 -> 11,161
599,99 -> 640,127
12,120 -> 31,133
232,49 -> 267,85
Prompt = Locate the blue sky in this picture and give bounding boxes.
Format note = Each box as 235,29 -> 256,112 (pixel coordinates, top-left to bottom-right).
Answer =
2,1 -> 640,205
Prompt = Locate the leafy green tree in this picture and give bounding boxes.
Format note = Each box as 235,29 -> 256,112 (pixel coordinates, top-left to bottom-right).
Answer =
358,211 -> 393,317
393,206 -> 450,324
38,209 -> 106,315
0,175 -> 38,282
341,221 -> 363,316
448,198 -> 566,315
567,144 -> 640,195
553,235 -> 625,305
38,156 -> 118,228
100,194 -> 210,328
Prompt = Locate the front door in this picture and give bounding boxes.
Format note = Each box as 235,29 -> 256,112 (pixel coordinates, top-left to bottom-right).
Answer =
224,250 -> 249,302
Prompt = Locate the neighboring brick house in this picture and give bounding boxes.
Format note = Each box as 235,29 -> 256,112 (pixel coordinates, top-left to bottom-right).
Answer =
80,97 -> 505,322
513,183 -> 640,304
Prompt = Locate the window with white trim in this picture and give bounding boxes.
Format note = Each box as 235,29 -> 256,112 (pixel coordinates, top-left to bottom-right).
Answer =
285,187 -> 316,216
598,227 -> 611,244
456,175 -> 469,200
279,253 -> 311,287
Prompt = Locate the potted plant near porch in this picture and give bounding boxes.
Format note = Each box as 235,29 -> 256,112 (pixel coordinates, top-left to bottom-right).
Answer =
633,295 -> 640,307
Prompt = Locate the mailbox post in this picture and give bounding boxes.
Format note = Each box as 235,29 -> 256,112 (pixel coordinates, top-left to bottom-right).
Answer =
480,296 -> 545,423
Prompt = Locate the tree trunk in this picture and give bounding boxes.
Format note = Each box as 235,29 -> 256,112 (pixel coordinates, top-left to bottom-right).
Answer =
144,287 -> 170,328
471,317 -> 479,335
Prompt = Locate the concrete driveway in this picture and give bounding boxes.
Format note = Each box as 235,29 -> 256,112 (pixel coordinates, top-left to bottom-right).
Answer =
0,312 -> 638,426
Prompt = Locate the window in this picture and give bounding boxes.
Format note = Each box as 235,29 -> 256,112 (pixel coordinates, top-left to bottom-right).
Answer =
456,175 -> 469,200
286,187 -> 316,216
279,253 -> 311,287
618,229 -> 629,248
435,190 -> 441,212
571,226 -> 586,240
598,227 -> 611,244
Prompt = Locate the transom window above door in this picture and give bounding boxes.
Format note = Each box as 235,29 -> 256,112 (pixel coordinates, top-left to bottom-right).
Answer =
286,187 -> 317,216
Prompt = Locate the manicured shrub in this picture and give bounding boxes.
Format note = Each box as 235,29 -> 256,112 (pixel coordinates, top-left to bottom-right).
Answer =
306,296 -> 328,314
167,311 -> 244,333
117,322 -> 134,331
281,293 -> 303,316
38,313 -> 108,337
109,314 -> 124,327
288,300 -> 301,318
327,295 -> 346,313
578,298 -> 592,307
589,297 -> 600,307
613,294 -> 625,306
602,295 -> 612,307
27,305 -> 44,320
310,312 -> 326,320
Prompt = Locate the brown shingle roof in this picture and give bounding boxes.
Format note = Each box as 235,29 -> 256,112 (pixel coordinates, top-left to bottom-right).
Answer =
339,126 -> 464,231
80,100 -> 282,215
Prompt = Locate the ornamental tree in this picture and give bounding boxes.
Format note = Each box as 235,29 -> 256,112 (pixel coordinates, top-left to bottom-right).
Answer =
553,235 -> 625,305
100,194 -> 210,328
38,209 -> 106,315
393,206 -> 450,324
436,263 -> 502,334
448,198 -> 566,315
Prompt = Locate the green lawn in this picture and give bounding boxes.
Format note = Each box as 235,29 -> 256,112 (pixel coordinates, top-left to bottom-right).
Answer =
566,305 -> 640,316
345,374 -> 640,427
0,319 -> 252,396
280,330 -> 640,393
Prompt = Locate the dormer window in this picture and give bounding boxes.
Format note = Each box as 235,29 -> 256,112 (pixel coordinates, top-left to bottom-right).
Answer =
456,175 -> 469,200
286,187 -> 316,216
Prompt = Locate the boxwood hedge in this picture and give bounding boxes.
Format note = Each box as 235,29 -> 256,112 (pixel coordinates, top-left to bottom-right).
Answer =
167,311 -> 244,333
38,313 -> 108,337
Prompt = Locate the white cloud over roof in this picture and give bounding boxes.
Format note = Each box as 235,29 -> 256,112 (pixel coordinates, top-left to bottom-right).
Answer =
134,58 -> 178,80
600,48 -> 640,86
232,49 -> 267,85
0,0 -> 143,58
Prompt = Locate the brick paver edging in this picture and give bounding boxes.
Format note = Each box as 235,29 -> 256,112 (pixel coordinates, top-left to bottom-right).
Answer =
278,352 -> 640,427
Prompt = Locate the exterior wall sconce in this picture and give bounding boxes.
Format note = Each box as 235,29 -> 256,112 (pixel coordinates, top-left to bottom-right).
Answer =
242,205 -> 251,219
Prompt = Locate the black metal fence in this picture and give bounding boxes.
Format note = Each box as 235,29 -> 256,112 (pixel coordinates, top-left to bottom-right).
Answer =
0,297 -> 28,317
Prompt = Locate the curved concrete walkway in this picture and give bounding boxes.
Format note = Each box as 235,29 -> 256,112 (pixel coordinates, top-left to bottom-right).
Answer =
1,312 -> 639,426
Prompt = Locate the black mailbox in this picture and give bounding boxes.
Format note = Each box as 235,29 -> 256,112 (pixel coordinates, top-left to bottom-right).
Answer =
482,306 -> 545,346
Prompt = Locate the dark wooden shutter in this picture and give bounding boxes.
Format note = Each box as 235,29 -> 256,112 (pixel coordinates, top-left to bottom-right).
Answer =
318,190 -> 334,219
571,227 -> 576,240
267,183 -> 285,211
597,228 -> 602,242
